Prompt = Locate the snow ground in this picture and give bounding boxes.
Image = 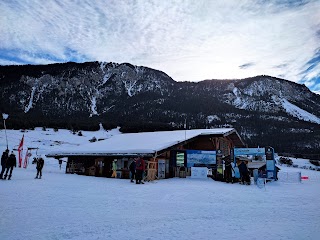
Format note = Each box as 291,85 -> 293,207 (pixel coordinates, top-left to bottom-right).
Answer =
0,128 -> 320,240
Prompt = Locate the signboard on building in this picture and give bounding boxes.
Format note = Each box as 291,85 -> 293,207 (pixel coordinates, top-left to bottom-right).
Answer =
158,159 -> 166,179
216,149 -> 223,180
186,150 -> 216,167
233,148 -> 265,156
176,152 -> 185,167
191,167 -> 208,178
265,147 -> 276,180
265,147 -> 274,160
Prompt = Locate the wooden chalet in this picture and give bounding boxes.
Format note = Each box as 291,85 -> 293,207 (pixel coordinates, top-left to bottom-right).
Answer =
46,128 -> 245,180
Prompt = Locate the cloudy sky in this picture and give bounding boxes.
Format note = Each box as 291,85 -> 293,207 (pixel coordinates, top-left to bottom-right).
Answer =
0,0 -> 319,93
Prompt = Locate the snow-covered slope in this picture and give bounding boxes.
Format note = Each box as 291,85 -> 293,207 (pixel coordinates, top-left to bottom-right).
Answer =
279,98 -> 320,124
0,127 -> 122,160
0,140 -> 319,240
226,77 -> 320,120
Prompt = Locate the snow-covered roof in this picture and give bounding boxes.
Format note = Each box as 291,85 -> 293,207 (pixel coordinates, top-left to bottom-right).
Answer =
46,128 -> 244,158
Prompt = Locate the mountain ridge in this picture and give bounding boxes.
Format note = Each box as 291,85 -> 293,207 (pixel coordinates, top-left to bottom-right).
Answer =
0,61 -> 319,154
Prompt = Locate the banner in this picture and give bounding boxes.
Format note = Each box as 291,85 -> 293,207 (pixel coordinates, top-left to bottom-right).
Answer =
17,135 -> 24,168
233,148 -> 265,156
191,167 -> 208,178
23,149 -> 32,169
186,150 -> 216,167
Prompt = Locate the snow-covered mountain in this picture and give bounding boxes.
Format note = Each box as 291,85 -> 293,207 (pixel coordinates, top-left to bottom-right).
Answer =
225,77 -> 320,124
0,62 -> 320,154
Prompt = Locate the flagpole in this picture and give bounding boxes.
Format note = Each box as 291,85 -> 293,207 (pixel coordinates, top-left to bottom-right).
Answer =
2,113 -> 9,149
184,117 -> 187,142
18,134 -> 24,168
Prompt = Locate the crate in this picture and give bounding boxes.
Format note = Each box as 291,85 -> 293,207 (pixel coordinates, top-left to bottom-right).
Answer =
179,170 -> 186,178
89,166 -> 96,176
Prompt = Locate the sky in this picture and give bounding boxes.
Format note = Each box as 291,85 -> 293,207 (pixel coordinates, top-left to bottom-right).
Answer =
0,0 -> 320,94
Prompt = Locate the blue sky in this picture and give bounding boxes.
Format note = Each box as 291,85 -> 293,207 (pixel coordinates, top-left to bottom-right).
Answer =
0,0 -> 319,93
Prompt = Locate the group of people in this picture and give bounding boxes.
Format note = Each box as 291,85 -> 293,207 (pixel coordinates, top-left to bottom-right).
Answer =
0,149 -> 44,180
0,149 -> 16,180
129,157 -> 146,184
224,157 -> 251,185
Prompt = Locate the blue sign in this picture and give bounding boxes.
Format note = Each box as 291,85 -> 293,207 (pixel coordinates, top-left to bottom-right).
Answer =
233,148 -> 265,156
266,160 -> 275,171
186,150 -> 216,167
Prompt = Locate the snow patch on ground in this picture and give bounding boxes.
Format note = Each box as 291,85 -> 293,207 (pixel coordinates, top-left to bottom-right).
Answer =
0,127 -> 122,158
0,161 -> 319,240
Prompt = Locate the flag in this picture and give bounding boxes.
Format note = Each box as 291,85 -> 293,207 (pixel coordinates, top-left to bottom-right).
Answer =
18,135 -> 24,168
23,150 -> 31,169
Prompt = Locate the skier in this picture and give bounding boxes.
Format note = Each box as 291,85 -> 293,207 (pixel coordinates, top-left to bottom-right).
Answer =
35,157 -> 44,179
3,151 -> 17,180
0,149 -> 9,179
129,158 -> 136,182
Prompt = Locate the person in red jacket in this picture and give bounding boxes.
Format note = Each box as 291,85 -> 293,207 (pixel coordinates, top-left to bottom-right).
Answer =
135,157 -> 145,184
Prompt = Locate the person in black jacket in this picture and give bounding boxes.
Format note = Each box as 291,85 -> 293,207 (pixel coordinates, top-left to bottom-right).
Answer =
3,151 -> 16,180
129,159 -> 136,183
224,156 -> 233,183
0,149 -> 9,179
238,161 -> 250,185
35,157 -> 45,179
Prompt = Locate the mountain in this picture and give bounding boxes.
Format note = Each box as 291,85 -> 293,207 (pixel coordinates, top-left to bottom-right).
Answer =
0,61 -> 320,155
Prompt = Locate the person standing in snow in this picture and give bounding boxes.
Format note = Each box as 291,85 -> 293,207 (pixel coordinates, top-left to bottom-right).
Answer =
233,162 -> 240,183
3,151 -> 16,180
35,157 -> 44,179
238,160 -> 250,185
59,159 -> 63,170
224,156 -> 233,183
129,158 -> 136,183
135,157 -> 145,184
0,149 -> 9,179
111,160 -> 117,178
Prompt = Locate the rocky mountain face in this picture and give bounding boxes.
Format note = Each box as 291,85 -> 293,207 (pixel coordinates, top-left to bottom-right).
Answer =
0,61 -> 320,155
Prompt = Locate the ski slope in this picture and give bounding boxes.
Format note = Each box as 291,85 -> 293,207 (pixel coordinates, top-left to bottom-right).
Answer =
0,128 -> 320,240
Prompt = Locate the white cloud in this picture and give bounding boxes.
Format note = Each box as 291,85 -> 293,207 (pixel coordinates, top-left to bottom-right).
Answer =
0,0 -> 319,88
